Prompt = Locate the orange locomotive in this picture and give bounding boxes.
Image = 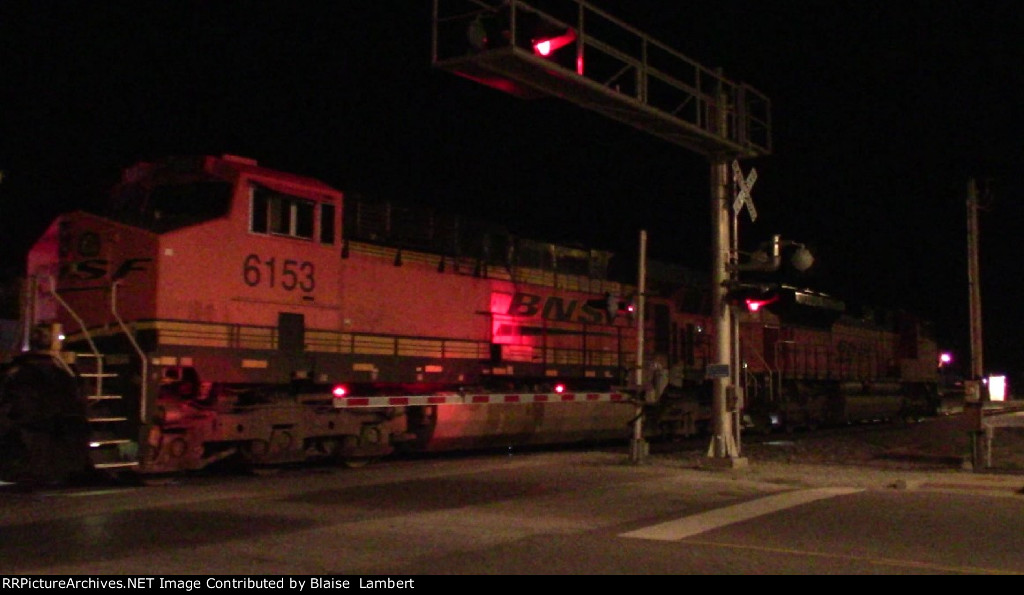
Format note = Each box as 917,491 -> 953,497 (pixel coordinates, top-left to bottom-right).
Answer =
4,154 -> 939,481
15,155 -> 670,476
730,287 -> 940,433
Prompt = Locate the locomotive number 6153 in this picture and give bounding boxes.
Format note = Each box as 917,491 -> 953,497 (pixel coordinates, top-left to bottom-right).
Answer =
242,253 -> 315,292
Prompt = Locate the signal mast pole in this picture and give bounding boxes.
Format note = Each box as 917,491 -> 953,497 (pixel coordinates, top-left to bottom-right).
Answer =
709,155 -> 738,460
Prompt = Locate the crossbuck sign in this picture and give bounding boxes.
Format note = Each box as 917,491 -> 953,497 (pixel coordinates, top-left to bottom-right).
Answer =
731,160 -> 758,222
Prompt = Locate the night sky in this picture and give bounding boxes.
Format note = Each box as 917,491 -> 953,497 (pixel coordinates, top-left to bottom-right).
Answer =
2,2 -> 1022,383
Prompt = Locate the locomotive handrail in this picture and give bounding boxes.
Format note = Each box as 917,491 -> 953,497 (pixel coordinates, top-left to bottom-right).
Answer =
111,280 -> 149,423
745,345 -> 777,404
43,274 -> 103,380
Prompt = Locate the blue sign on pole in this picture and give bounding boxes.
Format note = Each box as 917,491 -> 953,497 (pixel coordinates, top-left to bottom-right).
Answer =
705,364 -> 730,379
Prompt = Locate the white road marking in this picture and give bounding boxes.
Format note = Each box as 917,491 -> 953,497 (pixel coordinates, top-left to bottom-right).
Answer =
620,487 -> 863,541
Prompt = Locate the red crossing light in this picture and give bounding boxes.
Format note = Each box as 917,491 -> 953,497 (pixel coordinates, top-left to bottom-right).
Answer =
744,296 -> 778,312
726,285 -> 779,313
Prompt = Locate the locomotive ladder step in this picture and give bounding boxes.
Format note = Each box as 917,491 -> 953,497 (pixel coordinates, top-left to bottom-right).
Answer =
87,394 -> 123,401
71,353 -> 138,471
93,461 -> 140,470
89,438 -> 133,447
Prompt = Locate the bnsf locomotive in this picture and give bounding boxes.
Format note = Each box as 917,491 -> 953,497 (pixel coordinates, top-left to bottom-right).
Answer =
0,155 -> 940,482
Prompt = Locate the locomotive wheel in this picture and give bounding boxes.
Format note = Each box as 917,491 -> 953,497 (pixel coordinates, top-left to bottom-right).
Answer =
2,428 -> 86,487
236,440 -> 268,471
1,354 -> 95,486
0,431 -> 33,484
339,432 -> 376,469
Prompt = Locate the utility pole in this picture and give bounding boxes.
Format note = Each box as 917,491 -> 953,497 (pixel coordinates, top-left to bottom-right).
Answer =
965,177 -> 987,470
966,178 -> 984,390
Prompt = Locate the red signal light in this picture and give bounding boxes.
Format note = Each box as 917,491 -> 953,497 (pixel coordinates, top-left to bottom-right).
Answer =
532,29 -> 576,57
554,383 -> 566,394
331,384 -> 348,398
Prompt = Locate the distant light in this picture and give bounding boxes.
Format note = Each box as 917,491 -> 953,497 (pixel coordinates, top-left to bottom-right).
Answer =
332,385 -> 348,398
939,352 -> 953,366
554,383 -> 566,394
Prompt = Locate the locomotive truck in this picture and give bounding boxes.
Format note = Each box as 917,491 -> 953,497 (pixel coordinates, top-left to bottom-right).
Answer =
0,155 -> 940,483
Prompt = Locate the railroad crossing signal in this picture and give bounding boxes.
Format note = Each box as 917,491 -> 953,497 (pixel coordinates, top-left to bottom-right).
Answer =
732,160 -> 758,222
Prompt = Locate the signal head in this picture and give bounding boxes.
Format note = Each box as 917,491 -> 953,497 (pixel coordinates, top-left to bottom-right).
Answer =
531,28 -> 576,57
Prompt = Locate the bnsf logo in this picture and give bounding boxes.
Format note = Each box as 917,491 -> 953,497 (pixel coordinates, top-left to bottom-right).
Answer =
60,258 -> 152,281
506,292 -> 609,325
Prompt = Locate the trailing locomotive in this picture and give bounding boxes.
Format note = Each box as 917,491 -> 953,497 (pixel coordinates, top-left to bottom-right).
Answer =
0,155 -> 940,482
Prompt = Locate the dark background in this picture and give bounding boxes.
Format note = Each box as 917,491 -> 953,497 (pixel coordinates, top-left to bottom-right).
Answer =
1,2 -> 1021,385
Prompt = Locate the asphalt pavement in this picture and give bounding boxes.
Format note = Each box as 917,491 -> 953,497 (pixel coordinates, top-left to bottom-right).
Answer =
643,402 -> 1024,498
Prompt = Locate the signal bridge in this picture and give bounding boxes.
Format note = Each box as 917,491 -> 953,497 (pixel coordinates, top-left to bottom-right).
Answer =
432,0 -> 771,158
432,0 -> 772,465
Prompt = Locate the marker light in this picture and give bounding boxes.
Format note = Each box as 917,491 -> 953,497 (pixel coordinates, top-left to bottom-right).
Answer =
332,384 -> 348,398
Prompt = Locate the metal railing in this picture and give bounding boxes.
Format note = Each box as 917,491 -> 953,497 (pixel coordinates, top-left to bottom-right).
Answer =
433,0 -> 771,158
